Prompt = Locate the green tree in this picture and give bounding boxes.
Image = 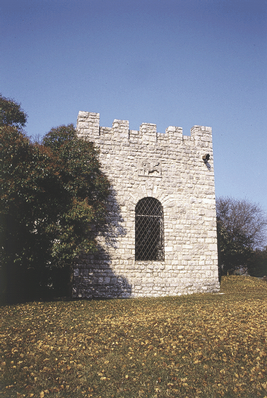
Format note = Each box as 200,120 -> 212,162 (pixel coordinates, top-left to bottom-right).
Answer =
0,115 -> 68,302
42,125 -> 110,296
0,95 -> 110,303
0,94 -> 27,129
216,197 -> 267,277
247,248 -> 267,277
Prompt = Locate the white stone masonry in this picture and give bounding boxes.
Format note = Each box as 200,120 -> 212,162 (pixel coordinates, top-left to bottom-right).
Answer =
73,112 -> 220,298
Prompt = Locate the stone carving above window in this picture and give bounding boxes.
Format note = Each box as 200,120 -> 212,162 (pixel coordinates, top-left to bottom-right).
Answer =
138,160 -> 162,177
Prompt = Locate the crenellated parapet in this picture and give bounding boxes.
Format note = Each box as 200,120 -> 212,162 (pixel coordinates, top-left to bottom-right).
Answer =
76,111 -> 212,148
77,111 -> 100,139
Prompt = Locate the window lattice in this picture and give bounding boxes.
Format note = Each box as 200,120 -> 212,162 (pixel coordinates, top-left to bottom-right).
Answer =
135,197 -> 164,261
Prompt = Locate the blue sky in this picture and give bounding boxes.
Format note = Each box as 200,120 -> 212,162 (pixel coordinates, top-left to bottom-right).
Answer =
1,0 -> 267,214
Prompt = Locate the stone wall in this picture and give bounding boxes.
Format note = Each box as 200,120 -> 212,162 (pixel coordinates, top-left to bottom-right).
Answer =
73,112 -> 220,298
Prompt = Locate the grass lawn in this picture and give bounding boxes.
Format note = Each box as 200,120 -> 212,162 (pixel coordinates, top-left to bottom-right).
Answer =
1,276 -> 267,398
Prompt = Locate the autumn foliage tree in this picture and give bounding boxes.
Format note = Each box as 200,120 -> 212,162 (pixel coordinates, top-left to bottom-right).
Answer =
216,197 -> 267,277
0,95 -> 110,303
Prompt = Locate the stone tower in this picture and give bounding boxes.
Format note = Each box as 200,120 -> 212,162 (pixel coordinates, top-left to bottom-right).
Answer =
73,112 -> 220,298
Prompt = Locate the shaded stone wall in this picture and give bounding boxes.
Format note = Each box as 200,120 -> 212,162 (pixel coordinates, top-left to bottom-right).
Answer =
73,112 -> 220,298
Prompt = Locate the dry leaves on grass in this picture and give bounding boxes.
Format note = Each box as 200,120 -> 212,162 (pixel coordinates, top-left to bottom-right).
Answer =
0,276 -> 267,398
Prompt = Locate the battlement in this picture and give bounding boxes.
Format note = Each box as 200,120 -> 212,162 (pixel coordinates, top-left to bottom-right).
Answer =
77,111 -> 212,146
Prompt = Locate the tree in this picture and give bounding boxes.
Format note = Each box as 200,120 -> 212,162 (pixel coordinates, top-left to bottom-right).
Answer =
0,100 -> 68,302
0,94 -> 27,129
247,247 -> 267,277
42,125 -> 110,295
0,95 -> 110,303
216,197 -> 267,277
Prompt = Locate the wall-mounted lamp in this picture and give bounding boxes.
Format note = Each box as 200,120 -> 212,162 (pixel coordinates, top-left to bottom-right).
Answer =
202,154 -> 210,164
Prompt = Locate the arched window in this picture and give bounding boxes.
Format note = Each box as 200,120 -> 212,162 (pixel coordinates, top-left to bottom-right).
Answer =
135,197 -> 164,261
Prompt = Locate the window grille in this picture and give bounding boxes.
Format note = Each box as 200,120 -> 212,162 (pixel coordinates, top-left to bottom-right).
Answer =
135,197 -> 164,261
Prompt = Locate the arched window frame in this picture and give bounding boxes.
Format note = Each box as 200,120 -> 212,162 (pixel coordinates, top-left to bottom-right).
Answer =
135,197 -> 164,261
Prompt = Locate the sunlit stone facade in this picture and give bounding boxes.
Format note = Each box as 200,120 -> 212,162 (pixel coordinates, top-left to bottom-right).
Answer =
73,112 -> 219,298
